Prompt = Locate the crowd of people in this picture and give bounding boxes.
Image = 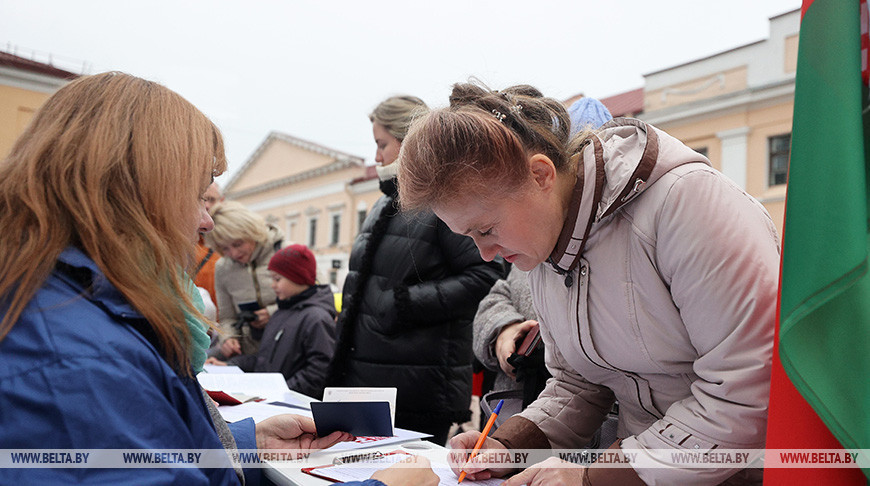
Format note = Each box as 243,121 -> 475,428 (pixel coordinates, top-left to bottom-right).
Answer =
0,71 -> 779,485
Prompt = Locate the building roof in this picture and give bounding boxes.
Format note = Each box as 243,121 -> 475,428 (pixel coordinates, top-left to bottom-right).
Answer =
562,93 -> 585,108
350,164 -> 378,185
223,131 -> 365,195
599,88 -> 644,118
0,50 -> 78,80
563,87 -> 644,119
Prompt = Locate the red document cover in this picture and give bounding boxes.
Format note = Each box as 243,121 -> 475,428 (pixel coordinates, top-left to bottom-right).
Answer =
205,390 -> 264,406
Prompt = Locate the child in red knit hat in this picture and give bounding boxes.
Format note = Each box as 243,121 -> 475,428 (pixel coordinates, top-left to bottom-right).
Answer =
208,244 -> 337,398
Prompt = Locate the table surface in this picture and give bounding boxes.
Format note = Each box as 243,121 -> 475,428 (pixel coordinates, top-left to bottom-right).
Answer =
197,373 -> 437,485
264,439 -> 449,486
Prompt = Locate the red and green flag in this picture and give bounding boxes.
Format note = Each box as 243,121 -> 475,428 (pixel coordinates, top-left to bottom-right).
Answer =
764,0 -> 870,484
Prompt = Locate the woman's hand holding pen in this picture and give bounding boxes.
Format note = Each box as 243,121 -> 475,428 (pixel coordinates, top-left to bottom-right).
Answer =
448,431 -> 513,481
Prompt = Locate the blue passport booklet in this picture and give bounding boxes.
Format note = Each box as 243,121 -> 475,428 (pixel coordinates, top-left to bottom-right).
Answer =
310,401 -> 393,437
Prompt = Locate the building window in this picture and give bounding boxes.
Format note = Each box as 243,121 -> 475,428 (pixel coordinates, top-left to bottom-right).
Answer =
308,218 -> 318,248
330,213 -> 341,246
285,219 -> 296,242
768,134 -> 791,186
357,209 -> 367,233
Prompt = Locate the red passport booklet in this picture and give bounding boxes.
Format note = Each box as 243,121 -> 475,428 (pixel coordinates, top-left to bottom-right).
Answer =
205,390 -> 265,406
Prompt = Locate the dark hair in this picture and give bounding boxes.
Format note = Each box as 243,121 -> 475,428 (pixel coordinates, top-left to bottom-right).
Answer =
398,81 -> 589,211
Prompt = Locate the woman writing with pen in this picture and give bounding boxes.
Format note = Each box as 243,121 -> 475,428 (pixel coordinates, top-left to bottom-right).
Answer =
397,82 -> 778,485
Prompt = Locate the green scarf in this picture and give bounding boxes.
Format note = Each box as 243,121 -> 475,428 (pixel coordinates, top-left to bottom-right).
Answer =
184,277 -> 212,374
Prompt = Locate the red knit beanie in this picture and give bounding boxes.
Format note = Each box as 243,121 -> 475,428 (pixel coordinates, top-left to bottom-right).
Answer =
268,244 -> 316,286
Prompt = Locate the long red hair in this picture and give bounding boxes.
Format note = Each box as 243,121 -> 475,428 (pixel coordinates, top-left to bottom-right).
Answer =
0,72 -> 227,373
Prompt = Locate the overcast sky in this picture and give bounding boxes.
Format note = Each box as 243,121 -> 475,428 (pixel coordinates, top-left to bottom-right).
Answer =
2,0 -> 800,185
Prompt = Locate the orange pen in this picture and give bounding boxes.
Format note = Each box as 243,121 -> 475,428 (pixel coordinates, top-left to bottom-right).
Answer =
457,399 -> 504,483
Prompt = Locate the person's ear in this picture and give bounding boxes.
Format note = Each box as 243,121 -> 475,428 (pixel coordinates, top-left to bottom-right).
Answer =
528,154 -> 557,191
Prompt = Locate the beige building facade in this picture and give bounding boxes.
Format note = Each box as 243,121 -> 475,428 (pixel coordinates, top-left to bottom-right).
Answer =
223,132 -> 378,289
227,9 -> 798,289
637,9 -> 798,235
0,51 -> 77,158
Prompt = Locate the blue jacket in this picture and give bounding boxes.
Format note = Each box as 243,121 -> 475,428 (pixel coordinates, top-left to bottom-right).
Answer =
0,248 -> 382,486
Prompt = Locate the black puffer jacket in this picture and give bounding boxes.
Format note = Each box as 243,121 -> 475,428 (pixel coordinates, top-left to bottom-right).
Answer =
230,285 -> 337,399
329,178 -> 504,425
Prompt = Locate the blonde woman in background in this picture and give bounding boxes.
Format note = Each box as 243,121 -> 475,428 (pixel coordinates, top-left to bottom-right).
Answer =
204,200 -> 284,359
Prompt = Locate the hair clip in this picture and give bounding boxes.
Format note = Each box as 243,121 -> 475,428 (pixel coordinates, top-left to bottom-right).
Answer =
491,109 -> 507,123
510,104 -> 523,115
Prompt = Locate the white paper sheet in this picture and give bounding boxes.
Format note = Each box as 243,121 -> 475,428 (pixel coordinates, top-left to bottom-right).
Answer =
200,364 -> 244,374
219,401 -> 314,424
308,451 -> 503,486
321,427 -> 431,453
197,372 -> 289,402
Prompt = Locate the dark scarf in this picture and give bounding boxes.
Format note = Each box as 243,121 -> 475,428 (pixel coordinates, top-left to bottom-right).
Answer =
378,176 -> 398,198
276,286 -> 317,310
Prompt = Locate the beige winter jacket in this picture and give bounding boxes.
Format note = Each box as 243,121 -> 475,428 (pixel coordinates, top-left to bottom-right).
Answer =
213,224 -> 283,356
493,119 -> 780,485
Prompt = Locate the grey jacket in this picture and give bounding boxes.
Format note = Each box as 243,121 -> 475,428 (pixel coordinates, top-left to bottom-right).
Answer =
213,224 -> 283,355
472,267 -> 537,393
496,119 -> 779,485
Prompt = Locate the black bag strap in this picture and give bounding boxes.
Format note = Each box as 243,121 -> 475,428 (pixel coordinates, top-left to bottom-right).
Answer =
193,248 -> 214,277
